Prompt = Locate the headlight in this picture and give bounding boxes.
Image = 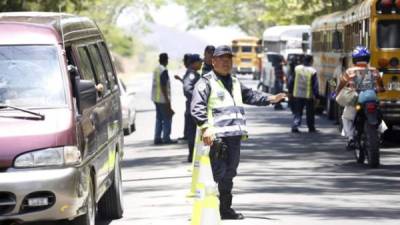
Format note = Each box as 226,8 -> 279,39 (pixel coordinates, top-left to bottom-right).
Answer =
14,146 -> 81,168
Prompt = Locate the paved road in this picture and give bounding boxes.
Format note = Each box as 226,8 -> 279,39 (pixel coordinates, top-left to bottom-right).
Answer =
26,72 -> 400,225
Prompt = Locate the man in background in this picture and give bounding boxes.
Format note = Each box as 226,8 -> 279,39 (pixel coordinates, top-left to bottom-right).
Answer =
201,45 -> 215,75
151,53 -> 177,144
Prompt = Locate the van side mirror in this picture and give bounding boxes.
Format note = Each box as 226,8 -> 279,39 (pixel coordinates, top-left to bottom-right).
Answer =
78,80 -> 97,112
68,65 -> 96,113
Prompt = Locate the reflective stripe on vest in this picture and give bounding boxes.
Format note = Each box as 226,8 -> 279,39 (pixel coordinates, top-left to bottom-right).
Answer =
293,65 -> 314,99
207,72 -> 248,137
151,65 -> 170,103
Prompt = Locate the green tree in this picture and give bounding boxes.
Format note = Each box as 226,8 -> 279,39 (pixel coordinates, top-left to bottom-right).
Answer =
0,0 -> 165,57
176,0 -> 361,37
0,0 -> 88,12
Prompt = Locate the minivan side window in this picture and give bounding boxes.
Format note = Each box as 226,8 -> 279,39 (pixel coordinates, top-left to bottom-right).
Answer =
87,44 -> 110,95
77,47 -> 97,83
98,42 -> 117,90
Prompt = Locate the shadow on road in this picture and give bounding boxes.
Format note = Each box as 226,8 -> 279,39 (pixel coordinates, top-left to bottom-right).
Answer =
235,106 -> 400,220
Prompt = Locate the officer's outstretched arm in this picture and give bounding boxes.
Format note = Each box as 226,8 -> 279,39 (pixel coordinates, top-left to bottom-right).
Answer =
268,93 -> 287,104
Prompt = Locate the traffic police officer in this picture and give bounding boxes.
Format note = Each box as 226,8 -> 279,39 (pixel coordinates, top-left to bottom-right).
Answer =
175,53 -> 192,141
191,45 -> 286,220
289,55 -> 319,133
183,54 -> 202,162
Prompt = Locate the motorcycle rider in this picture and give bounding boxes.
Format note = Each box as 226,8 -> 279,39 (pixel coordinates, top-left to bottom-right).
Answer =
336,46 -> 385,150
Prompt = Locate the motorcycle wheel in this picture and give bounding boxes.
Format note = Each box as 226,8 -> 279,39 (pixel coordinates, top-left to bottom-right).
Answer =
364,122 -> 380,168
354,132 -> 366,164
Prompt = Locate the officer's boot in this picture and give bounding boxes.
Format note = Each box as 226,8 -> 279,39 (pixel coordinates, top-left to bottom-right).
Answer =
219,193 -> 244,220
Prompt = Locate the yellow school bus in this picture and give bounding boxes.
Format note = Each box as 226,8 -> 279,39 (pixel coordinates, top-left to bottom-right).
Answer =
232,37 -> 262,79
311,0 -> 400,128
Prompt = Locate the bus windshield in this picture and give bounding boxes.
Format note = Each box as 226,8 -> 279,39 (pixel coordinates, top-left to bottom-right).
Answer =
377,20 -> 400,48
241,46 -> 253,53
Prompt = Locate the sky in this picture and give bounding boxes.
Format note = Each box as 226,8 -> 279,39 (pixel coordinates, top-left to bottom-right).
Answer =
150,3 -> 246,46
117,2 -> 246,57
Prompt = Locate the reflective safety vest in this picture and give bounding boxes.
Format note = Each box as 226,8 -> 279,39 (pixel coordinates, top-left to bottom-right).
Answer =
293,65 -> 316,99
206,72 -> 248,138
151,65 -> 170,103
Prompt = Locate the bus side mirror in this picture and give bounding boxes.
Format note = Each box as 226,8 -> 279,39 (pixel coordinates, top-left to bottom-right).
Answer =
302,32 -> 310,41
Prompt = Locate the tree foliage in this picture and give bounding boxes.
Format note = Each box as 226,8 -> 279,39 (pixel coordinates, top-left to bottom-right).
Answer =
0,0 -> 165,57
176,0 -> 363,37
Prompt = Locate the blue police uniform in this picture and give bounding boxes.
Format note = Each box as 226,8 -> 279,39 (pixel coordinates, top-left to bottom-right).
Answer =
191,67 -> 272,219
183,67 -> 201,162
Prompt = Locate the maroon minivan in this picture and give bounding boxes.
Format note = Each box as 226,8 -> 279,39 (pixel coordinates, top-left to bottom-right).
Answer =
0,12 -> 124,224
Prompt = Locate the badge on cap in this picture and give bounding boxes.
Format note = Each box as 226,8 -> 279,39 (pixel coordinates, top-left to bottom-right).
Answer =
189,74 -> 195,80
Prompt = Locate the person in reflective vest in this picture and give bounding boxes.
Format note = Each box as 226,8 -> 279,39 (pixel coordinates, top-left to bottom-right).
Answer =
151,53 -> 177,144
289,54 -> 319,133
191,45 -> 286,220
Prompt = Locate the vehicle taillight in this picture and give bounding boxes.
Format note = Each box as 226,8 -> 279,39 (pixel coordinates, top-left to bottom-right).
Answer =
378,58 -> 389,68
396,0 -> 400,8
366,103 -> 377,113
390,57 -> 399,67
381,0 -> 393,8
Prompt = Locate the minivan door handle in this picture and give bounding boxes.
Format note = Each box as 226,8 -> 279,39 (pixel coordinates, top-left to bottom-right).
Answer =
89,113 -> 97,130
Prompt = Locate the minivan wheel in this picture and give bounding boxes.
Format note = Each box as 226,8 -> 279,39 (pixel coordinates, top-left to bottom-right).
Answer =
71,178 -> 95,225
98,153 -> 124,219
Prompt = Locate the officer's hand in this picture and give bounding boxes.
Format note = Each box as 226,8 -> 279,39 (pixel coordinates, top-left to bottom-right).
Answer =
202,128 -> 215,146
269,93 -> 287,103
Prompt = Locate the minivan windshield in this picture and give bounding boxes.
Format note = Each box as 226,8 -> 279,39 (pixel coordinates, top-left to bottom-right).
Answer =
0,45 -> 66,109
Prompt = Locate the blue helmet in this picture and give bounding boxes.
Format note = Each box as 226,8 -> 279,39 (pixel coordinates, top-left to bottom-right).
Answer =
352,46 -> 370,64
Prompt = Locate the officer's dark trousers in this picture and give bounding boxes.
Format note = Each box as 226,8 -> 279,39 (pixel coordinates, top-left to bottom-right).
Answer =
210,135 -> 241,213
292,97 -> 315,130
183,113 -> 189,139
186,100 -> 196,162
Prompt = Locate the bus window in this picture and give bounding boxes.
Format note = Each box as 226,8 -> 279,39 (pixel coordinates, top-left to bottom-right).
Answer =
241,46 -> 253,53
232,46 -> 239,53
377,20 -> 400,48
363,19 -> 370,48
332,30 -> 343,50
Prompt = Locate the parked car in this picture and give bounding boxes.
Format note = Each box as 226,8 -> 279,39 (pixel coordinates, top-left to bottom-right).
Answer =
118,78 -> 136,135
0,12 -> 124,225
259,52 -> 285,93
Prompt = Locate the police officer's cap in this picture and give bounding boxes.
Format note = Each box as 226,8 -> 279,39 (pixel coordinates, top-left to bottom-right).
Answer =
188,54 -> 203,64
213,45 -> 233,57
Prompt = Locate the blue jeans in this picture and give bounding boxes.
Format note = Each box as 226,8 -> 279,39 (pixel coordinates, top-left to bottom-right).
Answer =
154,103 -> 172,141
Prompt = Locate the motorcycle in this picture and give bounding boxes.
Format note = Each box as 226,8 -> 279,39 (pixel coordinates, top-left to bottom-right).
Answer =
353,89 -> 381,168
